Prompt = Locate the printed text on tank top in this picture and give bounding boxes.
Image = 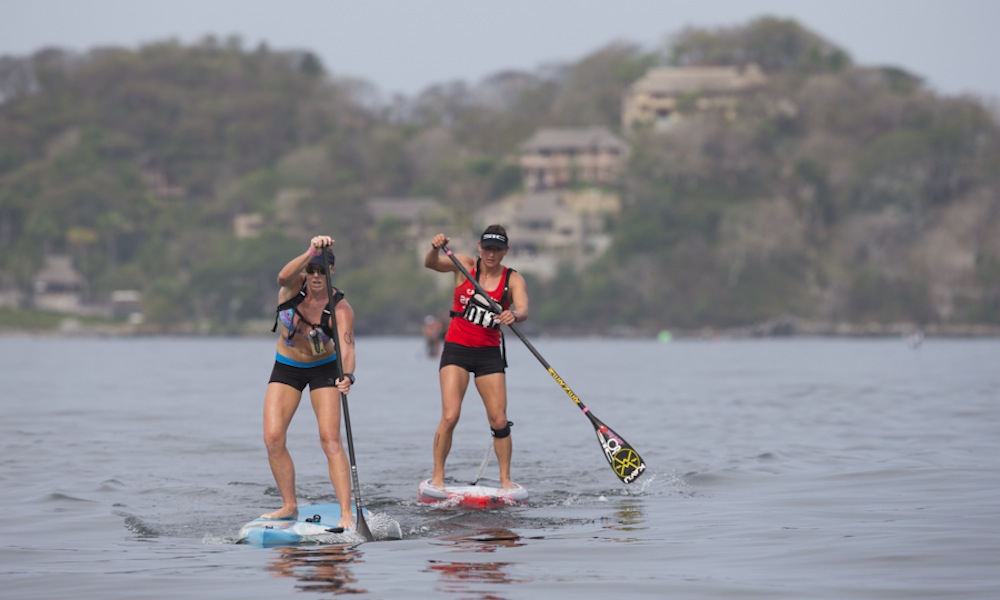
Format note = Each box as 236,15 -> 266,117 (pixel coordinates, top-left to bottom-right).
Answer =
445,260 -> 514,348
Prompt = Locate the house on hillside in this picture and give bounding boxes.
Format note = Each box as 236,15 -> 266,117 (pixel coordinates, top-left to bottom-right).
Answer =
368,197 -> 456,262
33,255 -> 86,313
110,290 -> 144,324
519,127 -> 629,191
368,197 -> 453,241
232,188 -> 314,240
233,213 -> 265,239
622,63 -> 766,130
141,168 -> 186,198
475,189 -> 621,280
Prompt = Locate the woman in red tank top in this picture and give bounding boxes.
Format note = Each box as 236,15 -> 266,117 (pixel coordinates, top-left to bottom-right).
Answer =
423,225 -> 530,491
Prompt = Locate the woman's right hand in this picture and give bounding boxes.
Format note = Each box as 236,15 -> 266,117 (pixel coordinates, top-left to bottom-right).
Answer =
310,235 -> 334,252
431,234 -> 449,250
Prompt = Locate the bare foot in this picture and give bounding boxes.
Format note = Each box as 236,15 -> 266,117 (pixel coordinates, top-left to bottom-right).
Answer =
500,480 -> 519,491
337,518 -> 355,531
260,506 -> 298,520
429,479 -> 445,489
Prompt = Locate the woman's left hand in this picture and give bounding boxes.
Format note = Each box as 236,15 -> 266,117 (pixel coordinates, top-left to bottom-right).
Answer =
498,309 -> 518,326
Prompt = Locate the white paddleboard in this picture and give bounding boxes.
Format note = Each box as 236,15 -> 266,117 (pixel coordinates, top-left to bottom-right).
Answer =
417,479 -> 528,509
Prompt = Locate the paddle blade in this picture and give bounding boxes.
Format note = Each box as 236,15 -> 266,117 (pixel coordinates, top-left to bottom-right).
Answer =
592,418 -> 646,484
356,512 -> 374,542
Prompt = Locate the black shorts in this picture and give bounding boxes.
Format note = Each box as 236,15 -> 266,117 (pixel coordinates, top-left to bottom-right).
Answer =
268,355 -> 341,392
439,342 -> 506,377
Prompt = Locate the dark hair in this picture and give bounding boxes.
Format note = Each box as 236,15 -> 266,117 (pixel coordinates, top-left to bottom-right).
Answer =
483,224 -> 507,237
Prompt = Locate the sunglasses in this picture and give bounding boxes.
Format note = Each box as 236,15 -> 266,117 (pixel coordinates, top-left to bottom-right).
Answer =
305,265 -> 326,276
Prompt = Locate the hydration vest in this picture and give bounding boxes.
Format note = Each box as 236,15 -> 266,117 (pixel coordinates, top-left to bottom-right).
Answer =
271,281 -> 344,346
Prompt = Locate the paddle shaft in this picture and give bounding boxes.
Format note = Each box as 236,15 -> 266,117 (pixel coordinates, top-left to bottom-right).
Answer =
322,250 -> 374,542
441,245 -> 646,484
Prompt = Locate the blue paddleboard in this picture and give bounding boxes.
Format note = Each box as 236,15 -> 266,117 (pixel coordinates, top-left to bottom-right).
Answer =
238,504 -> 368,547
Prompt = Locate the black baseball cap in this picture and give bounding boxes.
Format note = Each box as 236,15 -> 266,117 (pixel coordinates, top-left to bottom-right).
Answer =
308,249 -> 335,266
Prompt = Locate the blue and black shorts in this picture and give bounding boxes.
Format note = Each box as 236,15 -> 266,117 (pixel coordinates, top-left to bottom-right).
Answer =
268,353 -> 341,391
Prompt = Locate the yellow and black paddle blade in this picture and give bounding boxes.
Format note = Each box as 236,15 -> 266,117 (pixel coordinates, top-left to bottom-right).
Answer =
590,415 -> 647,484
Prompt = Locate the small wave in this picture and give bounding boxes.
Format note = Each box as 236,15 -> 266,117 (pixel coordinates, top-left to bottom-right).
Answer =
554,492 -> 585,507
122,514 -> 161,538
201,534 -> 238,545
98,479 -> 125,492
365,511 -> 403,541
33,492 -> 97,504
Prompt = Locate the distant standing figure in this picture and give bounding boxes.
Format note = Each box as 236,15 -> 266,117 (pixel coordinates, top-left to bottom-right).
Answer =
423,314 -> 444,357
423,225 -> 529,490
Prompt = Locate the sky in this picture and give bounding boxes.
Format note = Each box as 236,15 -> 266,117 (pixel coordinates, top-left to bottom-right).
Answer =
2,0 -> 998,103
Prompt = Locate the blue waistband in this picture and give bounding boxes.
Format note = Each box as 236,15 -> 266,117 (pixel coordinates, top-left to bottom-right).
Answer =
275,352 -> 337,369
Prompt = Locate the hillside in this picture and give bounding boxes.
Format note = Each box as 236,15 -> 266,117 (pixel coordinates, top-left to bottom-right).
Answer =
1,19 -> 998,336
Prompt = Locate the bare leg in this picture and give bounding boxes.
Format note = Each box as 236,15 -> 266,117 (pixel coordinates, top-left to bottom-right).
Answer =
432,365 -> 470,488
261,382 -> 302,519
312,386 -> 354,529
475,372 -> 515,489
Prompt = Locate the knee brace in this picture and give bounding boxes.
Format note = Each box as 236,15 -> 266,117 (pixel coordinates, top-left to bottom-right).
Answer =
490,420 -> 513,439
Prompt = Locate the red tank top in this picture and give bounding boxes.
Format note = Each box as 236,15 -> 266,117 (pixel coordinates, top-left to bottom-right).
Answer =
445,264 -> 510,348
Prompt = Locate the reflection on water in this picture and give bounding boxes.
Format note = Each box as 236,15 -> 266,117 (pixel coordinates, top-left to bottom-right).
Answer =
599,498 -> 647,543
266,545 -> 364,596
427,529 -> 527,595
606,499 -> 647,532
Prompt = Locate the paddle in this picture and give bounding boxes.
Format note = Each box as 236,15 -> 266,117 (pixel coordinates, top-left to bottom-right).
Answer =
322,249 -> 375,541
441,244 -> 646,485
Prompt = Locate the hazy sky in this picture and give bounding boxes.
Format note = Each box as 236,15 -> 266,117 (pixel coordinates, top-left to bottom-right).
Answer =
2,0 -> 998,102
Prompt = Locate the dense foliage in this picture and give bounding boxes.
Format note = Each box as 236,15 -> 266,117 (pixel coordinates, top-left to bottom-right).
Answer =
1,19 -> 998,335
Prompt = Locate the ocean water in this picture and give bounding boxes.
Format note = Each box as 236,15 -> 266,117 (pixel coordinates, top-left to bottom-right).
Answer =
0,335 -> 997,599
